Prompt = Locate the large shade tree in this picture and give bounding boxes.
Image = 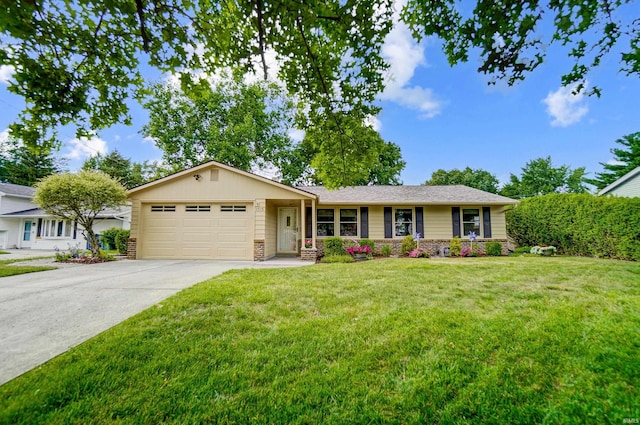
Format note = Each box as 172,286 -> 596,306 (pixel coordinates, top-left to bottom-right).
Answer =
586,132 -> 640,191
500,156 -> 588,198
142,78 -> 303,182
34,170 -> 128,257
82,149 -> 156,189
1,0 -> 638,182
424,167 -> 500,194
0,137 -> 66,186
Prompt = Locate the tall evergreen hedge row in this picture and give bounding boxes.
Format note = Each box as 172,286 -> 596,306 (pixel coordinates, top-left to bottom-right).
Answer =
506,193 -> 640,260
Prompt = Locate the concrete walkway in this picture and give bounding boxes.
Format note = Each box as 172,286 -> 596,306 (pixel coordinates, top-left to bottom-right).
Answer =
0,256 -> 314,385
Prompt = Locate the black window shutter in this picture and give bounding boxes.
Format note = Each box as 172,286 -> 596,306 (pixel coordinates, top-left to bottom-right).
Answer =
36,218 -> 42,237
483,206 -> 492,238
73,221 -> 78,239
384,207 -> 392,238
452,207 -> 461,237
415,207 -> 424,236
305,207 -> 312,239
360,207 -> 369,238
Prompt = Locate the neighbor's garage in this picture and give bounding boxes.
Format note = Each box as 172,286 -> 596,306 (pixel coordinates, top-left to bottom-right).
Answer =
139,203 -> 253,260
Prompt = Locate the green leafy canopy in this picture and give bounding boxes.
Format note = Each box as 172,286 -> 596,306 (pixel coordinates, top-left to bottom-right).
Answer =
1,1 -> 638,184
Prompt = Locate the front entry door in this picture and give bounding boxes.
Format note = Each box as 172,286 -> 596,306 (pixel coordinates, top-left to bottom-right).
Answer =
277,207 -> 298,253
22,221 -> 33,248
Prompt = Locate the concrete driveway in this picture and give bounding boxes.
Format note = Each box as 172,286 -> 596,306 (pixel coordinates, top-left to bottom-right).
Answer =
0,255 -> 313,385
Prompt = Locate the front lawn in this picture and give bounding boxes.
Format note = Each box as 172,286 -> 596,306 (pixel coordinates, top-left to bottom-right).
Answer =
0,258 -> 56,277
1,257 -> 638,424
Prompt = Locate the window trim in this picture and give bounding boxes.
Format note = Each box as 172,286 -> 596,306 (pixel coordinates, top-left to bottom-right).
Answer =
462,208 -> 481,237
151,205 -> 176,212
185,205 -> 211,212
41,218 -> 73,239
339,208 -> 358,237
394,207 -> 414,238
220,205 -> 246,212
316,208 -> 335,237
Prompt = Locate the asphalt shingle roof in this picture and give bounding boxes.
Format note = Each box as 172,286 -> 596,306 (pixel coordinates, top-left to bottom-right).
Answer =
297,185 -> 518,205
0,183 -> 35,198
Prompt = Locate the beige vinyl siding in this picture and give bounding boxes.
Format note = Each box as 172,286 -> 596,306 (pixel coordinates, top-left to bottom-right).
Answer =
254,199 -> 266,240
424,206 -> 453,239
129,200 -> 141,242
490,206 -> 508,239
133,167 -> 310,202
368,206 -> 385,239
264,203 -> 278,258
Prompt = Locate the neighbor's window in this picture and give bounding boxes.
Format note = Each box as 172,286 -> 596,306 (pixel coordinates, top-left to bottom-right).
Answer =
317,209 -> 335,237
463,209 -> 480,236
42,219 -> 72,238
339,209 -> 358,237
395,208 -> 413,237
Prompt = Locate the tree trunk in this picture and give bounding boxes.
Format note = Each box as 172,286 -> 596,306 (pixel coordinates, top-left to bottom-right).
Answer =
83,225 -> 101,258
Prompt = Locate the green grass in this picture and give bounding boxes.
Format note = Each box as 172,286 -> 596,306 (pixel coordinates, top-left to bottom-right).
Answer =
1,257 -> 638,424
0,257 -> 56,277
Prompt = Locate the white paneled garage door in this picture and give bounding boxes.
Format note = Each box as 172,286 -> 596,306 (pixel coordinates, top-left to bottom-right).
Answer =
140,203 -> 253,260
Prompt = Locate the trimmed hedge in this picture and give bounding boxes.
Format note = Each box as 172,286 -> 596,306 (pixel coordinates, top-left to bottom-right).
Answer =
506,193 -> 640,261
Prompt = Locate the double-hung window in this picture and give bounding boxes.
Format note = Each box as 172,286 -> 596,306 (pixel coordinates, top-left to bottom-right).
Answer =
339,209 -> 357,237
317,209 -> 334,237
462,209 -> 480,236
395,209 -> 413,237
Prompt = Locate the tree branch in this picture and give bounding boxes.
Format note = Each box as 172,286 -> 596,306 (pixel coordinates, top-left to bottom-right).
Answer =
135,0 -> 151,53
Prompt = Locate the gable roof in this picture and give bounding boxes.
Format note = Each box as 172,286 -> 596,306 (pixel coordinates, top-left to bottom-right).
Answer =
0,182 -> 35,198
299,185 -> 518,205
598,166 -> 640,196
128,160 -> 317,199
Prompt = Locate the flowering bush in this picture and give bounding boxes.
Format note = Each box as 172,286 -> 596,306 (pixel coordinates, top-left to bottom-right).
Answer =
408,248 -> 429,258
530,245 -> 557,255
461,246 -> 479,257
345,245 -> 372,255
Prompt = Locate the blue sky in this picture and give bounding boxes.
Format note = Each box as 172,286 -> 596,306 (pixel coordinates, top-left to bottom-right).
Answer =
1,10 -> 638,188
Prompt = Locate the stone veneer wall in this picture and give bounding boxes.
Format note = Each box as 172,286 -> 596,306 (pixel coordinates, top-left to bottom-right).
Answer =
127,238 -> 137,259
253,239 -> 265,261
314,238 -> 509,256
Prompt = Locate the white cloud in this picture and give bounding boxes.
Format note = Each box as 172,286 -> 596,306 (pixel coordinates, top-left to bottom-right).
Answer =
0,65 -> 14,84
543,82 -> 589,127
0,128 -> 10,144
365,115 -> 382,131
378,1 -> 442,118
65,136 -> 108,160
607,159 -> 626,166
287,128 -> 305,142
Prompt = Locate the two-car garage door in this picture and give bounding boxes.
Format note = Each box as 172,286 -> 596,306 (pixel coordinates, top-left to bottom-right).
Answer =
140,203 -> 253,260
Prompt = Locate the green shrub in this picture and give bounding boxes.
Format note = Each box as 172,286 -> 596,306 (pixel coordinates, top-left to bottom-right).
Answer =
381,245 -> 392,257
100,227 -> 120,250
514,246 -> 532,254
359,238 -> 375,252
449,237 -> 462,257
115,229 -> 130,254
400,235 -> 416,256
506,193 -> 640,261
486,242 -> 503,256
98,250 -> 116,261
323,237 -> 345,256
320,254 -> 354,263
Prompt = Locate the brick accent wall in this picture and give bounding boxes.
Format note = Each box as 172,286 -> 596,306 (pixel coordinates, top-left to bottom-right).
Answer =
127,238 -> 137,259
300,248 -> 317,261
254,239 -> 265,261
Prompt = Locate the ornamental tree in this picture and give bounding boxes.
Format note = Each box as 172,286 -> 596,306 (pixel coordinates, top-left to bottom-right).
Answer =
34,170 -> 128,257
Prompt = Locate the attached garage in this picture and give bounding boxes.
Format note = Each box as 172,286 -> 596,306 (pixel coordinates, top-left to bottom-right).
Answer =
140,203 -> 253,260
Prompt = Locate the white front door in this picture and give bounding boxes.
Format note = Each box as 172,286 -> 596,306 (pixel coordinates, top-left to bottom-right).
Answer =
277,207 -> 298,253
21,221 -> 34,248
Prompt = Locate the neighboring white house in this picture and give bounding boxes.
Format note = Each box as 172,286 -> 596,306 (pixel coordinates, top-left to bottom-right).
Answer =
598,167 -> 640,198
0,183 -> 130,250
